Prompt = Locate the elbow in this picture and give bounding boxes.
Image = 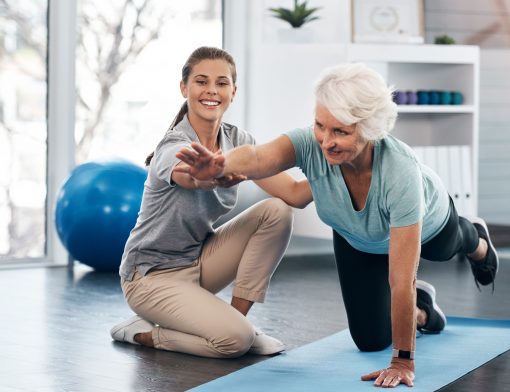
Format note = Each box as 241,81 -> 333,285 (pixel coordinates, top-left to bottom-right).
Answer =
282,196 -> 311,209
290,200 -> 311,209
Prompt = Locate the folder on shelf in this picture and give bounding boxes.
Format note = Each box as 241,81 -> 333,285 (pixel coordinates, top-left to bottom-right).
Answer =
460,146 -> 474,217
422,146 -> 438,175
448,146 -> 465,215
435,146 -> 451,197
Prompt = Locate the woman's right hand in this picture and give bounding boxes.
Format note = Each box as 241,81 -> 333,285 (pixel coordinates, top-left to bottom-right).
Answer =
175,142 -> 225,180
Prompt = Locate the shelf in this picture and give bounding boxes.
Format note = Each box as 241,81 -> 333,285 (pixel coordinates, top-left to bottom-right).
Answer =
397,105 -> 475,114
347,44 -> 479,64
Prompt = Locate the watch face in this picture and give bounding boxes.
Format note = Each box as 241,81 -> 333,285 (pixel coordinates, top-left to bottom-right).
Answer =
370,6 -> 399,32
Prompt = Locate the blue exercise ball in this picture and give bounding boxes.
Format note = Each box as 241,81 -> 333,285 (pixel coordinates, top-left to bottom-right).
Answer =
55,160 -> 147,271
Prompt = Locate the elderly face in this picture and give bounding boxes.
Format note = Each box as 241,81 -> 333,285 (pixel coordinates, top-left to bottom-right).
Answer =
313,103 -> 370,166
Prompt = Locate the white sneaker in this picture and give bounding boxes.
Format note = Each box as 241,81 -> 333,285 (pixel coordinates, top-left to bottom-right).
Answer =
110,315 -> 153,345
248,327 -> 285,355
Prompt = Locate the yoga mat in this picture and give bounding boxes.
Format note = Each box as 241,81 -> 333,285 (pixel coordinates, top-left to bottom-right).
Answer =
190,317 -> 510,392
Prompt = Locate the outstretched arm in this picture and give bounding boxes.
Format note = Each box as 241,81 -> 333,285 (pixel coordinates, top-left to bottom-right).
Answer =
175,135 -> 297,181
171,162 -> 247,190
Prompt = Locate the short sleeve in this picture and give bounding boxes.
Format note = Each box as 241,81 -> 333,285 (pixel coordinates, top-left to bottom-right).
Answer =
386,160 -> 425,227
284,126 -> 315,173
151,131 -> 191,187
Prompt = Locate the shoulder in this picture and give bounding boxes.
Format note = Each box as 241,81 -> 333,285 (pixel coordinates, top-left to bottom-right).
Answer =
285,126 -> 315,147
161,128 -> 192,144
379,136 -> 419,169
222,122 -> 256,146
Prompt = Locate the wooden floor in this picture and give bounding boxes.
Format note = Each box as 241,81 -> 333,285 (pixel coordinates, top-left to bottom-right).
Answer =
2,243 -> 510,391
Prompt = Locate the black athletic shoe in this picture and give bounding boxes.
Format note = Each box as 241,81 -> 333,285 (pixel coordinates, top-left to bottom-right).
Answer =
467,217 -> 499,290
416,280 -> 446,334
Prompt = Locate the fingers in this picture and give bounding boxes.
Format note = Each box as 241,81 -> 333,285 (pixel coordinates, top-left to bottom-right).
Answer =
361,370 -> 381,381
215,173 -> 247,188
176,149 -> 200,165
173,164 -> 190,174
362,368 -> 414,388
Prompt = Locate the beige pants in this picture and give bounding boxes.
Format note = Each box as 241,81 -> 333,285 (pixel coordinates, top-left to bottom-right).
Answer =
121,198 -> 293,358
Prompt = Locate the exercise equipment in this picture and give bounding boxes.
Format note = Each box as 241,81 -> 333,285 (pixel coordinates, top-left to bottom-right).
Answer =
406,91 -> 418,105
451,91 -> 464,105
417,90 -> 430,105
393,90 -> 407,105
55,160 -> 147,271
429,90 -> 440,105
440,91 -> 452,105
191,317 -> 510,392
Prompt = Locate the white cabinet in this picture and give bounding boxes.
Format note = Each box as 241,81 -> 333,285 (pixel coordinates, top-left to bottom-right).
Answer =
346,44 -> 480,217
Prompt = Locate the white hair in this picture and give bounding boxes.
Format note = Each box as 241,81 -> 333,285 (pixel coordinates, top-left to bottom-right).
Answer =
314,63 -> 397,141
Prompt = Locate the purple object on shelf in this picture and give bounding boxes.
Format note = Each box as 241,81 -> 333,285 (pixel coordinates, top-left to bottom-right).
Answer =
406,91 -> 418,105
394,90 -> 408,105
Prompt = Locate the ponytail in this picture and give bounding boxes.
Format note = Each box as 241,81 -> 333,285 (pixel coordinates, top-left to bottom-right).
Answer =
145,101 -> 189,166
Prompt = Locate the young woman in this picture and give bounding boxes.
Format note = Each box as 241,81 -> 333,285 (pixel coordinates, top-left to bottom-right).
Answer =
176,63 -> 498,387
110,47 -> 312,358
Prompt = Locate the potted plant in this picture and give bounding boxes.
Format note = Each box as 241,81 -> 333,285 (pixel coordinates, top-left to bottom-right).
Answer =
268,0 -> 321,28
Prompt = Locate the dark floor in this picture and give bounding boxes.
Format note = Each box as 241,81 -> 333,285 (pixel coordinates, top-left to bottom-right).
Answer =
2,242 -> 510,391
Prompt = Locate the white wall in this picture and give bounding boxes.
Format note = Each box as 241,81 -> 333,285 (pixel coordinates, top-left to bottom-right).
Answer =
424,0 -> 510,223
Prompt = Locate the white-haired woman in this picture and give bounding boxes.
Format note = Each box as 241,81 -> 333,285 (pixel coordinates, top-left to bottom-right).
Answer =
175,63 -> 498,388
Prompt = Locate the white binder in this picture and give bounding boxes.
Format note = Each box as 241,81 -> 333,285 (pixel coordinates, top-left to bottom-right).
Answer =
448,146 -> 465,215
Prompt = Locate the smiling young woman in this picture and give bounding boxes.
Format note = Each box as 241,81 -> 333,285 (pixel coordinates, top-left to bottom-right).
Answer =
110,46 -> 312,359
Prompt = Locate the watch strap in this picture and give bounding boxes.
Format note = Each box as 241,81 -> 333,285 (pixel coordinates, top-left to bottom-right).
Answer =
392,349 -> 415,360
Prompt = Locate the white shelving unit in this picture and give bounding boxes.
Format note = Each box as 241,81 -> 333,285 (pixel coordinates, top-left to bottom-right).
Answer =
227,38 -> 480,237
347,44 -> 480,217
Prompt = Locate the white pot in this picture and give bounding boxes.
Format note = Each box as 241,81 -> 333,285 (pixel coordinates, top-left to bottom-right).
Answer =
277,27 -> 314,43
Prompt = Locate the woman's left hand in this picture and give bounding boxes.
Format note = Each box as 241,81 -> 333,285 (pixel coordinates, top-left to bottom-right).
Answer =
215,173 -> 247,188
361,359 -> 415,388
193,173 -> 247,190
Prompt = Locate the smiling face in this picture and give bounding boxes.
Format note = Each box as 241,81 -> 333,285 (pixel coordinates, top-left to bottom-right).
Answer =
180,59 -> 236,127
313,103 -> 370,166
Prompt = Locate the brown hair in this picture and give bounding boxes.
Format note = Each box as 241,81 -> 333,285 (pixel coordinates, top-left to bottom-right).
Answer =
145,47 -> 237,166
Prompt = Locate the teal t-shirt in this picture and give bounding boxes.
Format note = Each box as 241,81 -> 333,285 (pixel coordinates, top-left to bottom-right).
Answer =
285,127 -> 450,254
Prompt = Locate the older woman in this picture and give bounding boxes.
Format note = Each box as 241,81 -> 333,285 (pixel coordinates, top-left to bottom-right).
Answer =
175,63 -> 498,388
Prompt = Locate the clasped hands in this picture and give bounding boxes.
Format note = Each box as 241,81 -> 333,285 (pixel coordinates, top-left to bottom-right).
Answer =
175,143 -> 245,188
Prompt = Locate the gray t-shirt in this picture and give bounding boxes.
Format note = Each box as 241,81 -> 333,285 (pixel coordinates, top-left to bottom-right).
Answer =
120,115 -> 255,280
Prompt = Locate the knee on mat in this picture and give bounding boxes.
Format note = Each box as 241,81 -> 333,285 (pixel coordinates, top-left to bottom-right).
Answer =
353,334 -> 391,353
211,327 -> 255,359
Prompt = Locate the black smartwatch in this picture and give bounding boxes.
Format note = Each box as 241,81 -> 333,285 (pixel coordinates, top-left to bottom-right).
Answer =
392,349 -> 415,360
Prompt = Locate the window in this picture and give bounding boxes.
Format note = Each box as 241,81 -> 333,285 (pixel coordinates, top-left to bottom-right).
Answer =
75,0 -> 223,166
0,0 -> 48,260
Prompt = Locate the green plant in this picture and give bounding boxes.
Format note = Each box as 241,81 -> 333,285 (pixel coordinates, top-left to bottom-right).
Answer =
268,0 -> 321,28
434,34 -> 456,45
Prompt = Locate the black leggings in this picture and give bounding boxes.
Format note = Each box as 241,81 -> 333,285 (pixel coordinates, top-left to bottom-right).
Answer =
332,198 -> 479,352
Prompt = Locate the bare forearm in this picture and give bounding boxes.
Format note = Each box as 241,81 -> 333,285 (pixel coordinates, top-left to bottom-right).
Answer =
391,283 -> 417,352
255,175 -> 313,208
224,144 -> 289,180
